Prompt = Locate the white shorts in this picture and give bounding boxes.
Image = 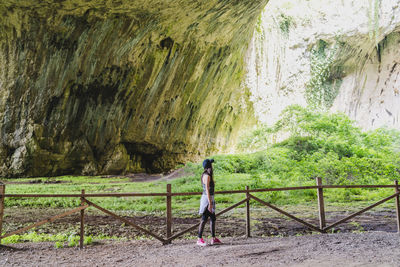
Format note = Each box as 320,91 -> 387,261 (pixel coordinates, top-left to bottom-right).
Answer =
199,194 -> 215,214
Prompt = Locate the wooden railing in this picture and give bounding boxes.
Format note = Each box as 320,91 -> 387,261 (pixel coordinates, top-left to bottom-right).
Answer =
0,178 -> 399,248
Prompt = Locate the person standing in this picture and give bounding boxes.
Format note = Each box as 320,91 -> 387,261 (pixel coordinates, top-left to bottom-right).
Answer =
197,158 -> 222,246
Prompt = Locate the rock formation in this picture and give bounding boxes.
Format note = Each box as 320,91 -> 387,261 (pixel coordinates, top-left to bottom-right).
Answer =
2,0 -> 400,177
0,0 -> 266,176
246,0 -> 400,130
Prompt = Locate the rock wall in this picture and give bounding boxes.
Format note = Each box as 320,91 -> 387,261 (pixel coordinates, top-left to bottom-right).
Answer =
5,0 -> 399,178
0,0 -> 267,177
246,0 -> 400,130
332,32 -> 400,129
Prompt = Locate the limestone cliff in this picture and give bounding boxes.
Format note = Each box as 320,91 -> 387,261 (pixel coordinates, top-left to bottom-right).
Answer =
246,0 -> 400,130
0,0 -> 266,176
4,0 -> 398,178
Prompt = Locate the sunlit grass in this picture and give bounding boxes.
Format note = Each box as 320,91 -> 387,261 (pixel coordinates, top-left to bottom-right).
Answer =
1,231 -> 125,246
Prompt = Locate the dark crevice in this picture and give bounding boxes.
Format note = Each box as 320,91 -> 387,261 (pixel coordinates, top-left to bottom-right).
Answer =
122,142 -> 181,173
122,142 -> 163,173
390,63 -> 397,74
159,37 -> 174,49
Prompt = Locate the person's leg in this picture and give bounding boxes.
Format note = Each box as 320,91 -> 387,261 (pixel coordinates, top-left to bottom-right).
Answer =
198,208 -> 210,238
209,212 -> 222,245
210,212 -> 216,237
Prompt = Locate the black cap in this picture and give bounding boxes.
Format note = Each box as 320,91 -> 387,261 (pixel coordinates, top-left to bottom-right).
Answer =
202,158 -> 214,169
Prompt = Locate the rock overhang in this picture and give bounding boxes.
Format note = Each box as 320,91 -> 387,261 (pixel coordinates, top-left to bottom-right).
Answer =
0,0 -> 268,176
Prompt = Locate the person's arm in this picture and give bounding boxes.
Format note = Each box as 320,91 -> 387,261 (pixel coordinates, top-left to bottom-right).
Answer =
203,174 -> 213,212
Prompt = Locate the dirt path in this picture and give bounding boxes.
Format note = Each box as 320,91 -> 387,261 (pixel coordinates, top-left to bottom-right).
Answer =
1,232 -> 400,266
2,168 -> 189,185
103,169 -> 188,183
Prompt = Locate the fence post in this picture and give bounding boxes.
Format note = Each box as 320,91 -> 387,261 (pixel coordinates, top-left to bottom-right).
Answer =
395,180 -> 400,233
316,177 -> 326,231
0,183 -> 4,244
80,189 -> 85,249
166,184 -> 172,244
245,186 -> 251,238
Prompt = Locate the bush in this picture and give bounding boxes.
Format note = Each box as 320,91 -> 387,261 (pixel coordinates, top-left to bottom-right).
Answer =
234,105 -> 400,185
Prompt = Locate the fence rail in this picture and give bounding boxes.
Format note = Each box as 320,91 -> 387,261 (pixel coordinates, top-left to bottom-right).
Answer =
3,185 -> 398,198
0,179 -> 399,248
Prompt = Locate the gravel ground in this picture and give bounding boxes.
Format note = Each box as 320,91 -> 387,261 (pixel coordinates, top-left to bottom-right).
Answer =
1,231 -> 400,266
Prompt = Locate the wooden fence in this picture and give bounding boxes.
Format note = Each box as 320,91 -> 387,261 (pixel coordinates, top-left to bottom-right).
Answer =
0,178 -> 399,249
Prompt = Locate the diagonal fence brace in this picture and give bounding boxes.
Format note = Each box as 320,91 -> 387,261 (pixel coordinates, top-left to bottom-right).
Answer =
323,191 -> 400,232
0,205 -> 89,239
249,194 -> 323,233
84,199 -> 166,244
166,197 -> 250,242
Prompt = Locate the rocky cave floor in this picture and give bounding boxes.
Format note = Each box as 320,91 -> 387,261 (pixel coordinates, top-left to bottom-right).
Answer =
1,231 -> 400,266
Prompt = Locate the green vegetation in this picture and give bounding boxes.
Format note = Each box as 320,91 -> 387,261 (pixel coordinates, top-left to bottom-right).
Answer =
255,13 -> 264,36
349,221 -> 364,233
2,172 -> 255,214
2,106 -> 399,215
237,105 -> 400,199
1,231 -> 99,246
277,13 -> 294,37
306,39 -> 343,109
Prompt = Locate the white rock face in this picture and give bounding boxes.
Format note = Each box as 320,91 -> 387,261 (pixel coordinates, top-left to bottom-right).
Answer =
246,0 -> 400,130
332,32 -> 400,129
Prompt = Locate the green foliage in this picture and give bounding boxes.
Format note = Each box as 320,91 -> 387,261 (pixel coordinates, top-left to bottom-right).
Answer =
237,124 -> 272,151
278,13 -> 294,37
255,13 -> 264,36
2,231 -> 66,244
68,235 -> 80,247
2,231 -> 110,245
349,221 -> 364,233
306,40 -> 343,109
3,107 -> 400,216
237,105 -> 400,189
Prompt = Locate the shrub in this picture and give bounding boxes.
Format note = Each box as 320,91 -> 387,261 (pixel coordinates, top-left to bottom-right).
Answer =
236,105 -> 400,185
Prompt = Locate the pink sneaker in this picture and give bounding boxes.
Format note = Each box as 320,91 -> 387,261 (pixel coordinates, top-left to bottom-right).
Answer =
197,238 -> 207,247
210,237 -> 222,245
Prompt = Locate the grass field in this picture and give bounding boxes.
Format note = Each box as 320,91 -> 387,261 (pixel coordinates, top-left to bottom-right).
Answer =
1,164 -> 397,213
